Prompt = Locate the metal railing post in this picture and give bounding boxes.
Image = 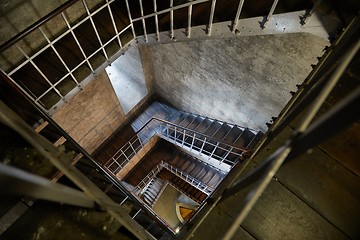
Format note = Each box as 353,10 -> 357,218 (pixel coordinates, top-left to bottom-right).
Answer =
170,0 -> 174,39
61,13 -> 95,73
260,0 -> 279,29
38,27 -> 82,90
82,0 -> 109,61
187,1 -> 193,38
106,0 -> 123,49
15,44 -> 66,103
124,0 -> 136,38
153,0 -> 160,41
231,0 -> 244,32
207,0 -> 217,36
139,0 -> 148,42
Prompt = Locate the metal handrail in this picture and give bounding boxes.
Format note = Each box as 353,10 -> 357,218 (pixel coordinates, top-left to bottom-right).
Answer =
158,123 -> 242,167
104,116 -> 249,175
161,161 -> 214,195
134,164 -> 164,195
134,160 -> 214,196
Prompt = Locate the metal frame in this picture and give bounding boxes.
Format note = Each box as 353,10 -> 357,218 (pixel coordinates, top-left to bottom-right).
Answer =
104,117 -> 249,177
0,0 -> 326,114
1,0 -> 134,112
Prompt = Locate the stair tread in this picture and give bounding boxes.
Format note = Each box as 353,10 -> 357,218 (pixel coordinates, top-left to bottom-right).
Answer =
233,128 -> 256,148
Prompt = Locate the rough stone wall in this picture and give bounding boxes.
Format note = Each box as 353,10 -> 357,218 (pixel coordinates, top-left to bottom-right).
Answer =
143,33 -> 328,132
51,71 -> 125,153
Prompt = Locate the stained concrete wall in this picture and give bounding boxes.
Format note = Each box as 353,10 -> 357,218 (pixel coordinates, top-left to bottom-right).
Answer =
52,71 -> 125,153
142,33 -> 328,132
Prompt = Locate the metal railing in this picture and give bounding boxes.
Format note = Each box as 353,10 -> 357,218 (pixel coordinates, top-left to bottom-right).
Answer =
181,16 -> 360,240
0,0 -> 134,113
134,164 -> 164,195
158,122 -> 245,167
134,161 -> 214,196
161,161 -> 214,195
104,117 -> 249,177
104,119 -> 160,174
0,0 -> 322,115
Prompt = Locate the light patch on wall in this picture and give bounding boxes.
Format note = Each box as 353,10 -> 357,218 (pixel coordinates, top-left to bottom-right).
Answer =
105,46 -> 148,114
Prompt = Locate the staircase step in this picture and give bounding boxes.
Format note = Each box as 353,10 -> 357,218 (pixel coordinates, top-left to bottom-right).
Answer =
233,128 -> 255,148
223,148 -> 243,164
173,112 -> 188,125
185,162 -> 197,174
203,121 -> 222,136
187,116 -> 203,130
212,123 -> 232,140
190,164 -> 202,176
195,168 -> 208,181
223,126 -> 244,144
207,173 -> 222,188
202,171 -> 215,184
181,114 -> 196,128
194,117 -> 213,133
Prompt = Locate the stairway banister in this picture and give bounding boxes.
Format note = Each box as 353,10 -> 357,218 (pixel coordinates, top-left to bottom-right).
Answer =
151,117 -> 250,152
107,116 -> 250,165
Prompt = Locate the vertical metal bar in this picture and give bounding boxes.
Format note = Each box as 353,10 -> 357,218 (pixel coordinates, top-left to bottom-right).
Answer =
61,13 -> 95,73
132,209 -> 142,219
182,129 -> 186,147
121,149 -> 130,165
170,0 -> 174,39
82,0 -> 109,61
187,1 -> 193,38
261,0 -> 279,29
208,142 -> 219,159
153,0 -> 160,41
301,0 -> 322,25
207,0 -> 217,36
219,147 -> 232,165
190,133 -> 196,150
199,137 -> 206,153
129,141 -> 136,155
139,0 -> 148,42
16,44 -> 66,103
106,0 -> 123,48
124,0 -> 136,38
38,28 -> 82,89
120,196 -> 129,205
231,0 -> 244,32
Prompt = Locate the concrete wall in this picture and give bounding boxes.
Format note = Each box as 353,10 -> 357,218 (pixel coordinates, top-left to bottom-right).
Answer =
106,46 -> 148,115
142,33 -> 328,132
52,71 -> 125,153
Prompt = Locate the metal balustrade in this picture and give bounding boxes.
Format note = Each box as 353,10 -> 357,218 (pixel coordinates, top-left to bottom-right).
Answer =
134,161 -> 214,197
104,117 -> 248,177
133,164 -> 164,195
161,161 -> 214,195
0,0 -> 321,114
0,0 -> 134,113
158,122 -> 245,167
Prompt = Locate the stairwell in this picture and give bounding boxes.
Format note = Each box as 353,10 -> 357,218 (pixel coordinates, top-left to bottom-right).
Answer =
1,0 -> 359,239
